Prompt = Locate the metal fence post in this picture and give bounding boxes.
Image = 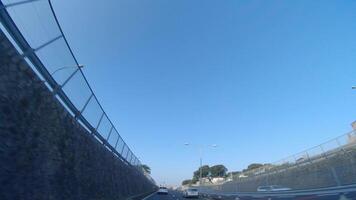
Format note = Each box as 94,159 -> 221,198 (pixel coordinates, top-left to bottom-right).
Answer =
121,144 -> 126,155
114,136 -> 120,149
20,35 -> 62,58
106,126 -> 113,141
95,112 -> 105,131
129,155 -> 134,164
320,145 -> 328,159
75,94 -> 93,118
58,68 -> 79,89
306,151 -> 313,164
125,149 -> 130,160
51,68 -> 79,96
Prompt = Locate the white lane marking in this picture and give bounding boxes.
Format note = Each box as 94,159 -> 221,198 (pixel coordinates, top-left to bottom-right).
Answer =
142,191 -> 157,200
339,195 -> 352,200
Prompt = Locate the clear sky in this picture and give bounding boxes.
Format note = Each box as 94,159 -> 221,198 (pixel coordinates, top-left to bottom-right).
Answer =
49,0 -> 356,186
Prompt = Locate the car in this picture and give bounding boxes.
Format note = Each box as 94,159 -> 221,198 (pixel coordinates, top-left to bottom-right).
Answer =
183,188 -> 199,198
257,186 -> 271,192
257,185 -> 291,192
157,186 -> 168,194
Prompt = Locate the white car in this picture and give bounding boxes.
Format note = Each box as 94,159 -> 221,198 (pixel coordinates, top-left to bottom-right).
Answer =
257,185 -> 291,192
183,188 -> 199,198
157,186 -> 168,194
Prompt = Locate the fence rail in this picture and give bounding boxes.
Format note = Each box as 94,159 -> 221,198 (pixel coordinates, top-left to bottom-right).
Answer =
239,130 -> 356,179
198,129 -> 356,192
0,0 -> 153,183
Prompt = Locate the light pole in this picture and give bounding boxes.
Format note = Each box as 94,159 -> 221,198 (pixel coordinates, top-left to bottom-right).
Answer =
184,143 -> 217,185
51,64 -> 84,76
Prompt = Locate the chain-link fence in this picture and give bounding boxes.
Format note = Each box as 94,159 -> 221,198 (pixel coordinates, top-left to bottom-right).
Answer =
199,130 -> 356,192
0,0 -> 154,183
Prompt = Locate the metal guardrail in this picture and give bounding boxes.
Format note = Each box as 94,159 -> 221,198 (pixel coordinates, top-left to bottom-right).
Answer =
0,0 -> 153,182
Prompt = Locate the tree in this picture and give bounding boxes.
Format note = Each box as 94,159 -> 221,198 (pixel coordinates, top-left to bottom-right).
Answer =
210,165 -> 228,177
193,165 -> 210,181
182,179 -> 192,185
247,163 -> 263,170
142,164 -> 151,174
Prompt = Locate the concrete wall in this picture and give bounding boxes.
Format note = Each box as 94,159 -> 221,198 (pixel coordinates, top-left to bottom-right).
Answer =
0,30 -> 156,199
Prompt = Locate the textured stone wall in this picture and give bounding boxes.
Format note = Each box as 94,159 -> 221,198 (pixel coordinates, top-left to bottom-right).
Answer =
198,148 -> 356,193
0,30 -> 156,200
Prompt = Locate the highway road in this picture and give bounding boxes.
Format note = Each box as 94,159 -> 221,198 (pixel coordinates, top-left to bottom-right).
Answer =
144,190 -> 356,200
199,193 -> 356,200
144,190 -> 205,200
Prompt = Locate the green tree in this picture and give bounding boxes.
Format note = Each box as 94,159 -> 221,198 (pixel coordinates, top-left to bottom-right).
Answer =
210,165 -> 228,177
193,165 -> 210,180
192,177 -> 199,184
247,163 -> 263,170
142,164 -> 151,174
182,179 -> 192,185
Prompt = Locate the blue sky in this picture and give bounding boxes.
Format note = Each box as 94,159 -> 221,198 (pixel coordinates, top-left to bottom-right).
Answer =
47,0 -> 356,186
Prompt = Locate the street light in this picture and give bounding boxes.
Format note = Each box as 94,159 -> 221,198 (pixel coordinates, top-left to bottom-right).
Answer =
184,143 -> 217,185
51,64 -> 84,76
352,86 -> 356,89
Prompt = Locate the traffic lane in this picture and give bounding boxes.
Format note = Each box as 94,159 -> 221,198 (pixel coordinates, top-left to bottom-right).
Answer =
145,190 -> 205,200
144,190 -> 181,200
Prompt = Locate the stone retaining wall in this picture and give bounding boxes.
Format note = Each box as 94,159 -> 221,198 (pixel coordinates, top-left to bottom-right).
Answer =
198,147 -> 356,193
0,30 -> 156,200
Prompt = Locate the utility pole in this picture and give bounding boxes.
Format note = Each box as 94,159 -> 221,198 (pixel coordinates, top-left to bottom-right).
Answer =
184,143 -> 217,185
199,147 -> 203,185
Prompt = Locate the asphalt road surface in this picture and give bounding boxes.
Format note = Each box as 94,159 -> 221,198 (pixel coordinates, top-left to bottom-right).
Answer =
144,191 -> 356,200
198,192 -> 356,200
144,190 -> 204,200
144,190 -> 356,200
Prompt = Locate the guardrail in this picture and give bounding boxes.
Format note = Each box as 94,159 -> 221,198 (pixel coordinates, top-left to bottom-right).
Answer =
0,0 -> 153,182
